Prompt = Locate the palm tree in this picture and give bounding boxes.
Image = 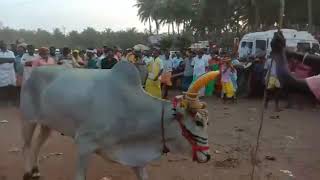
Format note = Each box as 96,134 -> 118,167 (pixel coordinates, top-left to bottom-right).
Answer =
136,0 -> 153,34
136,0 -> 163,34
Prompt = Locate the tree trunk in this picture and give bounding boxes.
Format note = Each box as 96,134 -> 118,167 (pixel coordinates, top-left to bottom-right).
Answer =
279,0 -> 285,29
168,24 -> 170,35
172,22 -> 175,35
251,0 -> 260,31
148,17 -> 152,35
177,23 -> 180,35
155,20 -> 160,35
308,0 -> 313,33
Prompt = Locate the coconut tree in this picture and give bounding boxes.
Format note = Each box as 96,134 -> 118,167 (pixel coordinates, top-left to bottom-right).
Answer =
136,0 -> 162,34
136,0 -> 153,34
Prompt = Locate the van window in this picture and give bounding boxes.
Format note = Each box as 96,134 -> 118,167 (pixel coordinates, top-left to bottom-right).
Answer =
297,43 -> 311,53
241,41 -> 253,48
256,40 -> 266,51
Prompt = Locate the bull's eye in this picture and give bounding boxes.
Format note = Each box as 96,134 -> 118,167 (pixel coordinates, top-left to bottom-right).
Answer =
195,120 -> 204,127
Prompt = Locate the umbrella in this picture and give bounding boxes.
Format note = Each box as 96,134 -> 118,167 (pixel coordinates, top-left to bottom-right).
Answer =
133,44 -> 150,51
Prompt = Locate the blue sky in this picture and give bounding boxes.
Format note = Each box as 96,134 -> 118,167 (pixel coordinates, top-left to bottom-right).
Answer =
0,0 -> 146,32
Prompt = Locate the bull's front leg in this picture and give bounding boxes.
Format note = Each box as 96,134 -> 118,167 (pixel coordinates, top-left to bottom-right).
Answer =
132,167 -> 148,180
75,139 -> 97,180
75,152 -> 90,180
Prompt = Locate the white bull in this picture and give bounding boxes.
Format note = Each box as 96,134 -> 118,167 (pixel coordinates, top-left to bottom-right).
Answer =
20,61 -> 216,180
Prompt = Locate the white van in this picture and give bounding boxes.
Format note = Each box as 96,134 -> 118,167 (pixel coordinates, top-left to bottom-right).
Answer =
238,29 -> 319,59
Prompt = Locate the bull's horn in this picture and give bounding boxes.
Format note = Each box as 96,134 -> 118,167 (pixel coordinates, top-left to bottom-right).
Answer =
187,71 -> 220,95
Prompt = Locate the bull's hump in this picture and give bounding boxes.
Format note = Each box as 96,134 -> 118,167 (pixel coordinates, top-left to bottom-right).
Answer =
111,61 -> 141,87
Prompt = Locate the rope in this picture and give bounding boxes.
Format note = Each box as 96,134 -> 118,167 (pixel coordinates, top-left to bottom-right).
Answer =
250,57 -> 274,180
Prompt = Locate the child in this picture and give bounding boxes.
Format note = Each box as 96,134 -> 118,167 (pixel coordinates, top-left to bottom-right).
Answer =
221,59 -> 237,103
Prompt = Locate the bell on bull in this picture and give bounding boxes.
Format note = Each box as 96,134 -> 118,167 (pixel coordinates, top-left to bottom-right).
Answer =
20,61 -> 220,180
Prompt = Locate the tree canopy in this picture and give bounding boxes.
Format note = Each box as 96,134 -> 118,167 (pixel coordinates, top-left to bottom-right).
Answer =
1,0 -> 319,49
136,0 -> 320,38
0,27 -> 149,49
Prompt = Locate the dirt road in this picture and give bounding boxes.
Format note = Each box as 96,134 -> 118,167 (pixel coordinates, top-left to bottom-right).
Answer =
0,98 -> 319,180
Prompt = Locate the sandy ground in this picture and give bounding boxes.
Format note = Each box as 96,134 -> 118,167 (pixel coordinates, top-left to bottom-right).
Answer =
0,97 -> 319,180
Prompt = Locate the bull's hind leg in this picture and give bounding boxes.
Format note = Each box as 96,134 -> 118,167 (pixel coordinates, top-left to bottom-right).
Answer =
30,125 -> 51,179
21,121 -> 36,180
133,167 -> 148,180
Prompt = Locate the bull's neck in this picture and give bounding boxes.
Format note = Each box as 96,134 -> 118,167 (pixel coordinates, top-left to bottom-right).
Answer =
158,100 -> 184,151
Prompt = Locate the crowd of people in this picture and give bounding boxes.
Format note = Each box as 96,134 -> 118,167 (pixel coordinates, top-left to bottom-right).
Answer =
0,38 -> 319,110
0,40 -> 240,104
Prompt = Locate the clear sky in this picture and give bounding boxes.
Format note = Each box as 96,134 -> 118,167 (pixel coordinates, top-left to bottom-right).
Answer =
0,0 -> 147,32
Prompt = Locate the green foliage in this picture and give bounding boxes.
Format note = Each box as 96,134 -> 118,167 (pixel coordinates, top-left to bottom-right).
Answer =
159,36 -> 174,50
136,0 -> 320,38
0,27 -> 149,49
175,33 -> 193,50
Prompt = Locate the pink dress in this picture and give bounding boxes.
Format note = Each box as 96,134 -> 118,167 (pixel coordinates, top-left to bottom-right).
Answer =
306,75 -> 320,101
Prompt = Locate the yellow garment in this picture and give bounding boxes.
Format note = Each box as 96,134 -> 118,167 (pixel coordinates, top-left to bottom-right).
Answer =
267,76 -> 281,89
222,81 -> 235,98
145,57 -> 162,98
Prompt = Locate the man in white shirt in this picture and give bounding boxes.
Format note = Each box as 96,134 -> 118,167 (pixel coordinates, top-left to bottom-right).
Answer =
202,49 -> 212,64
171,52 -> 183,70
0,41 -> 17,105
0,41 -> 16,87
191,50 -> 209,97
21,45 -> 37,64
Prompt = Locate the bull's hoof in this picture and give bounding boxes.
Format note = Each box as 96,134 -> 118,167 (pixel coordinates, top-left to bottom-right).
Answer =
23,172 -> 32,180
31,167 -> 41,179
